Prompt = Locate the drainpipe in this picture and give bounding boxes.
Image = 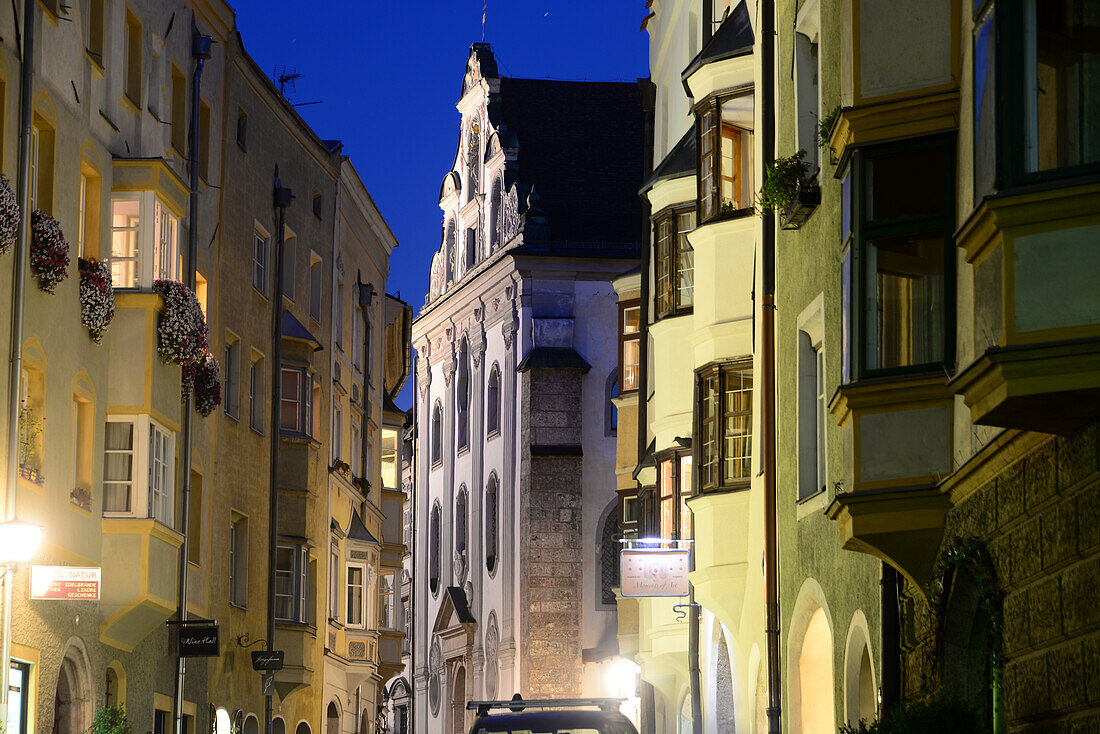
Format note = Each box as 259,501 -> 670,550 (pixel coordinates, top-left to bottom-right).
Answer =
0,0 -> 34,723
760,0 -> 781,732
357,274 -> 375,492
172,30 -> 211,734
265,176 -> 292,734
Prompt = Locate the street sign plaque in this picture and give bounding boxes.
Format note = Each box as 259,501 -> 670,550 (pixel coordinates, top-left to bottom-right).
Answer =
29,566 -> 101,600
619,549 -> 690,597
178,624 -> 220,657
250,650 -> 284,671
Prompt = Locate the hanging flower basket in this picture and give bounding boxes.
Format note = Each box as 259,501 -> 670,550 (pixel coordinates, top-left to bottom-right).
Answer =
152,279 -> 208,366
79,258 -> 115,343
182,350 -> 222,417
352,475 -> 371,494
331,459 -> 351,477
0,175 -> 18,254
30,210 -> 71,293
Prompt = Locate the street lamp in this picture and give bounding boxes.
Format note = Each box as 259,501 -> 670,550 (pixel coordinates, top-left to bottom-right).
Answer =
0,519 -> 42,565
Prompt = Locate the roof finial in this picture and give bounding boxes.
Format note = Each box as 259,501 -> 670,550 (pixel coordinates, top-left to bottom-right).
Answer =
482,0 -> 487,42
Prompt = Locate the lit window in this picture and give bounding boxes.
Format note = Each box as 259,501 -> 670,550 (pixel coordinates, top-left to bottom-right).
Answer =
697,93 -> 755,221
381,428 -> 398,489
102,416 -> 175,526
108,195 -> 180,288
619,303 -> 641,391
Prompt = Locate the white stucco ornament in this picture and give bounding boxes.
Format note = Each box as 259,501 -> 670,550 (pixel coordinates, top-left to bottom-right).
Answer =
503,186 -> 520,242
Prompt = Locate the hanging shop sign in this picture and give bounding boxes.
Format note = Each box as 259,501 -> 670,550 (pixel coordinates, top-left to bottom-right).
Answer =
251,650 -> 285,671
29,566 -> 101,600
619,549 -> 690,597
178,623 -> 221,657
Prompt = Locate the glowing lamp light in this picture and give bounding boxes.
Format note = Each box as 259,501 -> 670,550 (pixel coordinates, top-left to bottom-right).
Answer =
0,520 -> 43,564
214,708 -> 231,734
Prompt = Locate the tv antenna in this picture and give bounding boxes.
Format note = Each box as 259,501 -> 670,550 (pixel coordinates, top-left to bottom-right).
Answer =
273,65 -> 323,107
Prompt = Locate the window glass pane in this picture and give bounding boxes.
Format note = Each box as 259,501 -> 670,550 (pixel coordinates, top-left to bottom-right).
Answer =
699,110 -> 717,221
1027,0 -> 1100,173
622,338 -> 640,391
865,232 -> 947,370
679,455 -> 693,540
659,460 -> 675,540
110,199 -> 140,288
103,422 -> 134,512
841,250 -> 851,383
722,368 -> 753,483
974,6 -> 997,200
701,374 -> 718,488
253,234 -> 267,293
275,546 -> 295,620
346,566 -> 363,625
623,305 -> 640,334
720,126 -> 742,211
381,429 -> 398,489
841,174 -> 852,241
867,146 -> 947,222
280,370 -> 301,431
655,217 -> 673,316
676,211 -> 695,308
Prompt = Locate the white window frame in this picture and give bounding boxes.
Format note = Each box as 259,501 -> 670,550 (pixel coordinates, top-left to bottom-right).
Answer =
275,544 -> 309,623
328,543 -> 341,621
346,562 -> 366,628
378,569 -> 396,630
78,173 -> 88,257
108,192 -> 180,289
280,366 -> 312,436
102,415 -> 175,526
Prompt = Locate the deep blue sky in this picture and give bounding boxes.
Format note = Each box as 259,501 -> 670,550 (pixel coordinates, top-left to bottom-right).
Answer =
229,0 -> 648,407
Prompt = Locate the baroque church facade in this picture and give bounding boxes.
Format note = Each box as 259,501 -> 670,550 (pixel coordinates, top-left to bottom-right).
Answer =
410,44 -> 646,733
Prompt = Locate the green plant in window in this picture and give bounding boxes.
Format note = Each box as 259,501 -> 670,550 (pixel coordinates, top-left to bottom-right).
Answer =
331,459 -> 351,477
838,691 -> 989,734
720,199 -> 737,214
17,402 -> 43,477
757,150 -> 808,214
818,105 -> 840,149
90,705 -> 132,734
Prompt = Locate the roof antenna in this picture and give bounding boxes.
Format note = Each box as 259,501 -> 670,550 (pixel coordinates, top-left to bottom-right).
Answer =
273,65 -> 323,107
481,0 -> 487,42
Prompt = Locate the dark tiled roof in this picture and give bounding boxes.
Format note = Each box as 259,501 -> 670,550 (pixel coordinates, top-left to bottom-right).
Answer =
641,126 -> 697,194
347,511 -> 379,544
499,77 -> 646,245
681,1 -> 755,85
516,346 -> 592,373
281,311 -> 321,348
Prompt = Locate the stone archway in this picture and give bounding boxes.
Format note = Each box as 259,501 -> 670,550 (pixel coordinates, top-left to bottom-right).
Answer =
326,701 -> 340,734
53,646 -> 92,734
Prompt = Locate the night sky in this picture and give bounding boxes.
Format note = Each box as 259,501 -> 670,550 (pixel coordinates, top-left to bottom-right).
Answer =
229,0 -> 649,408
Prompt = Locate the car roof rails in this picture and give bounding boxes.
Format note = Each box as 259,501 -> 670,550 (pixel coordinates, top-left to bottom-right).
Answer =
468,694 -> 626,717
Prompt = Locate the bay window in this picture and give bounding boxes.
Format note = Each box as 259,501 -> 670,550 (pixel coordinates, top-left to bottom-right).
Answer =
275,544 -> 310,623
848,136 -> 954,378
346,563 -> 365,628
102,415 -> 175,526
696,361 -> 753,492
657,453 -> 693,541
108,193 -> 181,289
280,367 -> 314,436
697,92 -> 755,222
381,428 -> 398,489
653,206 -> 696,318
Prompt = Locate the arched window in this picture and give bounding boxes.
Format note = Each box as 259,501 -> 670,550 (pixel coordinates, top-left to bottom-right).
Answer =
429,502 -> 441,595
467,119 -> 481,197
295,723 -> 311,734
456,340 -> 469,451
489,178 -> 502,251
326,702 -> 339,734
431,401 -> 443,466
485,475 -> 498,573
272,719 -> 285,734
597,500 -> 620,607
445,219 -> 456,285
486,364 -> 500,436
455,487 -> 468,556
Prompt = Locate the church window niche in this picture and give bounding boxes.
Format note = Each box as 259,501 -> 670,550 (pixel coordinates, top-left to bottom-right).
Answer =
456,339 -> 470,451
485,474 -> 498,574
431,401 -> 443,467
465,227 -> 477,272
429,502 -> 441,595
486,364 -> 501,436
489,177 -> 503,252
445,219 -> 457,285
455,486 -> 468,558
467,118 -> 481,198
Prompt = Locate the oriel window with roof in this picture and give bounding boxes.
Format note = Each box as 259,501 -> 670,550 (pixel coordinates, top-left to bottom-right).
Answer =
654,206 -> 696,318
697,92 -> 755,222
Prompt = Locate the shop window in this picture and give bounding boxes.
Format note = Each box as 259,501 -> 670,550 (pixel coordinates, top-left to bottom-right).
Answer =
102,415 -> 175,526
275,544 -> 310,623
654,207 -> 696,318
696,361 -> 752,491
697,93 -> 755,221
849,136 -> 954,378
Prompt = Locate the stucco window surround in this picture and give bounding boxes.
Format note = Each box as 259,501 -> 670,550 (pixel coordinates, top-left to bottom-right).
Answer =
695,89 -> 755,223
102,414 -> 175,527
842,610 -> 878,727
107,192 -> 181,289
456,340 -> 470,453
796,294 -> 828,509
485,363 -> 501,437
429,501 -> 442,596
694,358 -> 753,493
794,0 -> 822,176
652,204 -> 696,319
974,0 -> 1100,200
455,486 -> 469,574
485,473 -> 499,575
842,133 -> 956,382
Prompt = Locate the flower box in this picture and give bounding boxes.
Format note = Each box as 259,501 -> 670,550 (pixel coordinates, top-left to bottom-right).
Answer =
780,184 -> 821,230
